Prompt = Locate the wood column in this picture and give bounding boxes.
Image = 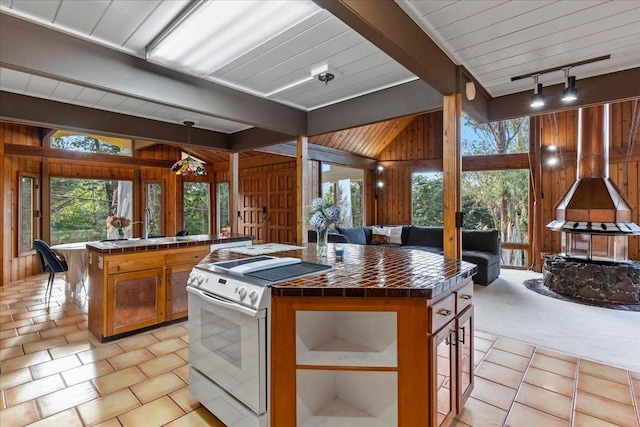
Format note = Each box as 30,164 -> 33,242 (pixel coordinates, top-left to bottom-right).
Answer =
230,153 -> 239,235
296,135 -> 309,244
530,115 -> 544,272
442,94 -> 462,260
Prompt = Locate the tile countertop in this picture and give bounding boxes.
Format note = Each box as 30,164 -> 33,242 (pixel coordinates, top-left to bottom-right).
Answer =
201,244 -> 477,299
86,234 -> 253,254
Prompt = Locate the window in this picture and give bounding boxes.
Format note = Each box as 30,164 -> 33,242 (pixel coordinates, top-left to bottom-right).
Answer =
217,182 -> 230,232
145,183 -> 163,236
50,131 -> 132,156
19,175 -> 38,254
462,114 -> 529,156
50,178 -> 132,244
412,172 -> 443,226
184,182 -> 210,235
321,164 -> 363,227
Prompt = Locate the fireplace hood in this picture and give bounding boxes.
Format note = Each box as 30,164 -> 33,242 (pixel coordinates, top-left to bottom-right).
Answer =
547,105 -> 640,235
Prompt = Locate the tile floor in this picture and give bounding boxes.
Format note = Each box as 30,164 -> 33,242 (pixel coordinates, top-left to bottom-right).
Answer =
1,274 -> 639,427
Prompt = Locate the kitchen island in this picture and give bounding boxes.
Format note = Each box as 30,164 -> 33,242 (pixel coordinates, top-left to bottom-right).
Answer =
201,244 -> 477,427
86,234 -> 252,341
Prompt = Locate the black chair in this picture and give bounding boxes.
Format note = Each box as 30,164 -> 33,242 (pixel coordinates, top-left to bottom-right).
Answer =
33,239 -> 68,308
176,230 -> 189,236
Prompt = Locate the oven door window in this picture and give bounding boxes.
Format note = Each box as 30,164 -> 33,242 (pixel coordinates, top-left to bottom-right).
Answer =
189,292 -> 266,415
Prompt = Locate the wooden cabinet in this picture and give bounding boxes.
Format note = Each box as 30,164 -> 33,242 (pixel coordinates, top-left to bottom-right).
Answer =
88,246 -> 208,341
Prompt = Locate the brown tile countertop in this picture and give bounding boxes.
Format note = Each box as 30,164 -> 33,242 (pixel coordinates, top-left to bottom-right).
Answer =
201,244 -> 477,299
86,234 -> 253,254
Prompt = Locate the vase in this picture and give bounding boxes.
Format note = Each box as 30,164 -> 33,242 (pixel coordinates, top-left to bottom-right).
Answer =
117,227 -> 125,239
316,228 -> 328,258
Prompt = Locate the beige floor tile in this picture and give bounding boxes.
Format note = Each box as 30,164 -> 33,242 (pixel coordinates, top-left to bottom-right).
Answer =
30,354 -> 82,379
579,360 -> 630,385
522,366 -> 575,397
175,346 -> 189,362
0,328 -> 18,340
49,340 -> 93,359
474,337 -> 495,353
76,388 -> 141,426
450,421 -> 472,427
138,353 -> 186,377
173,364 -> 189,382
35,380 -> 99,418
455,396 -> 508,427
64,328 -> 98,343
0,345 -> 25,361
0,318 -> 34,331
484,348 -> 531,372
575,390 -> 638,426
530,353 -> 577,378
474,361 -> 524,389
535,347 -> 579,363
179,334 -> 188,344
514,382 -> 573,421
147,337 -> 188,357
1,349 -> 51,373
493,337 -> 535,358
630,371 -> 640,381
26,408 -> 84,427
0,307 -> 29,316
164,407 -> 225,427
0,332 -> 41,349
130,371 -> 185,404
12,309 -> 50,320
118,395 -> 185,427
106,348 -> 154,371
116,333 -> 160,352
77,343 -> 123,364
0,368 -> 32,391
505,402 -> 569,427
470,377 -> 517,410
61,359 -> 115,386
93,418 -> 124,427
473,330 -> 498,341
473,350 -> 486,366
39,323 -> 80,339
92,366 -> 147,396
5,373 -> 66,406
151,324 -> 188,341
169,386 -> 201,413
578,372 -> 633,405
573,411 -> 627,427
16,321 -> 56,335
23,336 -> 68,354
53,314 -> 88,327
0,400 -> 39,427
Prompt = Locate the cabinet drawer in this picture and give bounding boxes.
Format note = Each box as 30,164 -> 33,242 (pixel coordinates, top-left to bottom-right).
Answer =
430,294 -> 455,333
165,249 -> 208,267
456,282 -> 474,314
106,256 -> 163,275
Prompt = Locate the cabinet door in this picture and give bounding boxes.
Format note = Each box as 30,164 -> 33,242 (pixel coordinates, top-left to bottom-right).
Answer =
431,322 -> 457,427
456,306 -> 474,411
107,268 -> 165,336
166,264 -> 191,320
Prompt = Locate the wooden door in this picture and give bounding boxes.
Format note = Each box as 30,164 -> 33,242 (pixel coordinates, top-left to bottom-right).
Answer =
267,170 -> 296,243
240,174 -> 267,244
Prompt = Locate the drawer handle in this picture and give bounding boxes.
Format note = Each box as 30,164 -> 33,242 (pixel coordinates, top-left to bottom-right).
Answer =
438,309 -> 452,317
460,294 -> 472,300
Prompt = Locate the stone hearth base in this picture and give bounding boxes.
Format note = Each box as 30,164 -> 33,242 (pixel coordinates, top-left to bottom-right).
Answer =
543,255 -> 640,304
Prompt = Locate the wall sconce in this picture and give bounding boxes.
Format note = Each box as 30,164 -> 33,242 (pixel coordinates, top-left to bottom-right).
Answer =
561,67 -> 578,102
530,74 -> 545,108
376,165 -> 384,190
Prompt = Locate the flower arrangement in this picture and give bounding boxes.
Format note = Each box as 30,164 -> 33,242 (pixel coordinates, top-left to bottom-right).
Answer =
108,216 -> 131,229
307,198 -> 341,257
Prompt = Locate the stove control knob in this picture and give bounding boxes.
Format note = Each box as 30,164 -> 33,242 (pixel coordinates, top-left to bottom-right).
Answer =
248,290 -> 259,302
187,272 -> 196,286
237,286 -> 247,298
196,274 -> 205,285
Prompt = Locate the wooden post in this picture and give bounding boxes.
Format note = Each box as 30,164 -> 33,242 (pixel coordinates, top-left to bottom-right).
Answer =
230,153 -> 239,236
442,93 -> 462,260
296,135 -> 309,244
530,115 -> 544,272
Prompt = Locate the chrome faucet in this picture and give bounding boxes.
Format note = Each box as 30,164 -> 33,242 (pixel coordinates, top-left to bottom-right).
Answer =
143,208 -> 152,240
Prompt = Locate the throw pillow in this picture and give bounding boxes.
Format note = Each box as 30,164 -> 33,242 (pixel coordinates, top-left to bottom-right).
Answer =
370,226 -> 391,244
336,227 -> 367,245
386,226 -> 403,244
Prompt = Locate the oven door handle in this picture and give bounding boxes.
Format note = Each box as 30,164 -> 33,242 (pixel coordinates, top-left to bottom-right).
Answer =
187,286 -> 262,318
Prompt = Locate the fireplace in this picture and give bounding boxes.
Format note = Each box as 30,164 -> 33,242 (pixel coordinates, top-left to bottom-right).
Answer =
545,104 -> 640,304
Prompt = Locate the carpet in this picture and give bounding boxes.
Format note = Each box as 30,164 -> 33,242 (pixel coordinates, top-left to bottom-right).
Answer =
473,269 -> 640,371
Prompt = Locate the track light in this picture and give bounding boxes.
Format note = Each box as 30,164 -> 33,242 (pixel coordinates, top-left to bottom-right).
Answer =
561,68 -> 578,102
530,75 -> 545,108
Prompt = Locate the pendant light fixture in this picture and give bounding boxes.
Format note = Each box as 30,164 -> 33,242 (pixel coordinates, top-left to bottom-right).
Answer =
170,121 -> 207,176
561,67 -> 578,102
530,74 -> 545,108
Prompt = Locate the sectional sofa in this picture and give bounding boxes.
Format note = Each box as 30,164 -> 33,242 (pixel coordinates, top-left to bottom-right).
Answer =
310,225 -> 501,285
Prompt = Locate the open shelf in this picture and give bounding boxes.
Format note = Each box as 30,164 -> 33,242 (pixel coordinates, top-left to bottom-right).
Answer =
297,337 -> 396,367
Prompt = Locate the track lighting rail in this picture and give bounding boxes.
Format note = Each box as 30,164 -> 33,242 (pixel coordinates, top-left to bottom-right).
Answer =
510,55 -> 610,81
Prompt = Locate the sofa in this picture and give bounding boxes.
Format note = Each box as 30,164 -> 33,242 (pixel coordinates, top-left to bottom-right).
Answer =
310,225 -> 500,285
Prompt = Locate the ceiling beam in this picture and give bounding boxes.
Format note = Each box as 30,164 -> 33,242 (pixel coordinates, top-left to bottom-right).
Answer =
257,141 -> 376,169
308,79 -> 442,135
0,13 -> 307,136
314,0 -> 457,96
489,68 -> 640,121
230,128 -> 296,152
0,92 -> 230,149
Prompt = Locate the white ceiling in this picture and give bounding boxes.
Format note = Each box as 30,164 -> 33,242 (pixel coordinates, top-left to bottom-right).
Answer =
1,0 -> 639,135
